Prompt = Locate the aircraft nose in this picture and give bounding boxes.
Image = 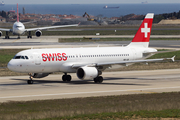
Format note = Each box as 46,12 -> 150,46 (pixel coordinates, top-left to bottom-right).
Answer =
7,60 -> 16,71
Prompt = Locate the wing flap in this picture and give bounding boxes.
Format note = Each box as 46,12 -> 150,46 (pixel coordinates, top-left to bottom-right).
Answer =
71,56 -> 175,69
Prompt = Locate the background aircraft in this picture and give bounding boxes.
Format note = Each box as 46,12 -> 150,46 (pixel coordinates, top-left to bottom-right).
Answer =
0,3 -> 79,39
7,13 -> 174,84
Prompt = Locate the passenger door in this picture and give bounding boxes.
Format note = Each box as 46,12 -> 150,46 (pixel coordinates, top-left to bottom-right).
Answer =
34,53 -> 41,65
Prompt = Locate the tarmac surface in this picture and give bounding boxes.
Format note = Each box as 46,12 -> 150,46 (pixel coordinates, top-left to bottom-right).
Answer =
0,69 -> 180,102
0,35 -> 180,49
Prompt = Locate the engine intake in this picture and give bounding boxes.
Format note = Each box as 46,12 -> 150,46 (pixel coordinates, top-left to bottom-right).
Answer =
32,73 -> 49,78
35,30 -> 42,37
76,67 -> 98,80
0,31 -> 2,37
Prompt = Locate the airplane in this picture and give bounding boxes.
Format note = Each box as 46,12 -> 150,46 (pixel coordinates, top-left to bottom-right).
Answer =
0,3 -> 79,39
7,13 -> 175,84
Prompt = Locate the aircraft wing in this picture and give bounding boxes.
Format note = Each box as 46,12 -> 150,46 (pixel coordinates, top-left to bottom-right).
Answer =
0,28 -> 12,32
72,56 -> 175,69
25,24 -> 79,31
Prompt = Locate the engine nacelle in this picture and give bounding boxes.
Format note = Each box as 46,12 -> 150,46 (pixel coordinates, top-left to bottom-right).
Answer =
76,67 -> 98,80
35,30 -> 42,37
0,31 -> 2,37
32,73 -> 49,78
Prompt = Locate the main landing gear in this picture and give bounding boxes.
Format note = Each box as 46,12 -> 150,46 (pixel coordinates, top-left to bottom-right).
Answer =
27,31 -> 32,38
62,73 -> 72,82
27,73 -> 34,84
5,31 -> 9,39
94,76 -> 103,83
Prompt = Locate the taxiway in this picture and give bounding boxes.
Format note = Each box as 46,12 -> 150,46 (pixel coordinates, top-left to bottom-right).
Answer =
0,69 -> 180,102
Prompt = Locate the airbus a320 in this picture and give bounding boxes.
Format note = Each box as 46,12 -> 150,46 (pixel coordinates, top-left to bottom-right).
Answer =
7,13 -> 174,84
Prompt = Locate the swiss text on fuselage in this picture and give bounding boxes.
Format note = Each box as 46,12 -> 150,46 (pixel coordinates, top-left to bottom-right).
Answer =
42,53 -> 67,62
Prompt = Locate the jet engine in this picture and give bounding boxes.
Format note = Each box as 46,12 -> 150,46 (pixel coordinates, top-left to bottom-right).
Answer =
35,30 -> 42,37
0,31 -> 2,37
32,73 -> 49,78
76,67 -> 98,80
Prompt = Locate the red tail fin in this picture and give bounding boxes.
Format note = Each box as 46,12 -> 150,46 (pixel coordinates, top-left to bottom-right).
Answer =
132,13 -> 154,42
128,13 -> 154,48
17,3 -> 19,22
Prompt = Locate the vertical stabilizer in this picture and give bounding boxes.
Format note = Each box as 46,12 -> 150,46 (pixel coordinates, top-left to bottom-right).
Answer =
17,3 -> 19,22
128,13 -> 154,48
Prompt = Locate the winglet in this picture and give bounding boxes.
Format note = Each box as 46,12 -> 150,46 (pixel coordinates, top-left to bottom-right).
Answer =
165,55 -> 175,62
171,55 -> 175,62
17,3 -> 19,22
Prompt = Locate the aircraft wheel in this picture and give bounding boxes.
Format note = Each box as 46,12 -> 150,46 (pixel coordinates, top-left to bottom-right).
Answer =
62,75 -> 67,81
94,76 -> 103,83
98,76 -> 103,83
62,75 -> 72,82
67,75 -> 72,81
94,77 -> 98,83
5,36 -> 9,39
27,80 -> 33,84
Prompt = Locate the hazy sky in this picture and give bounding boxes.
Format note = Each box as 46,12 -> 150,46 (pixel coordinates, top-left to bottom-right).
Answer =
3,0 -> 180,4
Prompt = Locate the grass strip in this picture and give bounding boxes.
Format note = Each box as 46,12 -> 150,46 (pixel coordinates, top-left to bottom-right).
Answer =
2,29 -> 180,36
36,30 -> 180,35
0,92 -> 180,120
43,109 -> 180,120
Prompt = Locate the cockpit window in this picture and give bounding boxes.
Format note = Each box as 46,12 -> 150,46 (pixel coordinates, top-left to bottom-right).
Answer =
13,55 -> 29,59
25,56 -> 29,59
13,56 -> 21,59
16,26 -> 22,28
20,56 -> 25,59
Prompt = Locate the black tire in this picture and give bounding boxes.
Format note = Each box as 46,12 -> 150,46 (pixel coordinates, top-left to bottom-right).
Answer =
62,75 -> 67,81
94,77 -> 98,83
27,80 -> 33,84
67,75 -> 72,81
94,76 -> 103,83
98,76 -> 103,83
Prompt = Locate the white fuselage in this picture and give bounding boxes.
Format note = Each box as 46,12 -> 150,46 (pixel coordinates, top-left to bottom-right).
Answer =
7,46 -> 155,73
12,22 -> 25,35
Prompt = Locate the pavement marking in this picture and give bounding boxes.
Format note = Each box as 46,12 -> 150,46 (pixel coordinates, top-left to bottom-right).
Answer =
129,90 -> 157,94
12,39 -> 19,43
0,86 -> 180,99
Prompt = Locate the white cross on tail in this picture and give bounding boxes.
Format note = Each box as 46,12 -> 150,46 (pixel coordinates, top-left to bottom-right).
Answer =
141,23 -> 150,38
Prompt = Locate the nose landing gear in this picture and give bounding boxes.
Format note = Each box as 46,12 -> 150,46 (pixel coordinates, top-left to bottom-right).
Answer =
27,73 -> 34,84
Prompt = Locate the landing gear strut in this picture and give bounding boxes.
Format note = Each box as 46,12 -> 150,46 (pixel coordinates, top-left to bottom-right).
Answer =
17,36 -> 20,39
94,76 -> 103,83
27,31 -> 32,38
62,73 -> 72,82
5,31 -> 9,39
27,73 -> 34,84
